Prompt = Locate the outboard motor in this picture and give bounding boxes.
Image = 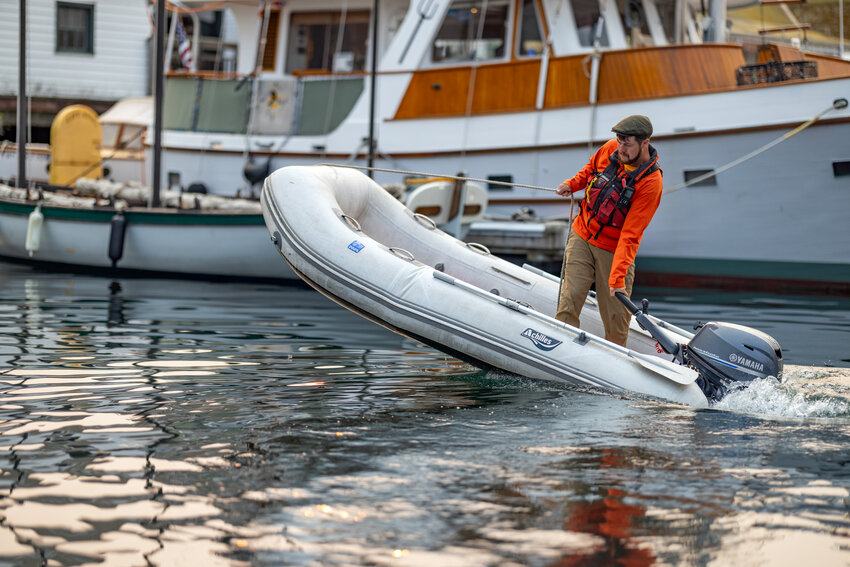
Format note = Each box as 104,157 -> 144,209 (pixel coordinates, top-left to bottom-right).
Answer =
616,293 -> 783,401
685,322 -> 783,400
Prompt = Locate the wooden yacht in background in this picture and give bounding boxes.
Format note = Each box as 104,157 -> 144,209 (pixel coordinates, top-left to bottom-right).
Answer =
151,0 -> 850,293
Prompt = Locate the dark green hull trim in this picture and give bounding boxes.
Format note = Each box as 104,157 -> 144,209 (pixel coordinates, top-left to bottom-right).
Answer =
637,256 -> 850,296
0,200 -> 265,226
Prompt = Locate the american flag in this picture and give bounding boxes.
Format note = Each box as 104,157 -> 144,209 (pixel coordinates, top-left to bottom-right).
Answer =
176,17 -> 193,69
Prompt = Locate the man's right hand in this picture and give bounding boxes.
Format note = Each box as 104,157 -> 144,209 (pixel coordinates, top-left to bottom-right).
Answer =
556,181 -> 571,196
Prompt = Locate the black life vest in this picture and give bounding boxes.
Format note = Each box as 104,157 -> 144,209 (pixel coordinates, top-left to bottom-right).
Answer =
583,148 -> 660,240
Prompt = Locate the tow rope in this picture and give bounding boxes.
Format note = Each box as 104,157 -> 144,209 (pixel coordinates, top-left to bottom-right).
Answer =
323,96 -> 849,196
318,164 -> 557,193
663,97 -> 848,194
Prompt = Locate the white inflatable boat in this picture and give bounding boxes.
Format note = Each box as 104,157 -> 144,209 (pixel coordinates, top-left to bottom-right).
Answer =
261,166 -> 784,407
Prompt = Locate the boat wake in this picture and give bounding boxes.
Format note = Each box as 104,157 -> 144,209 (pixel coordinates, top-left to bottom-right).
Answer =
712,365 -> 850,418
480,364 -> 850,419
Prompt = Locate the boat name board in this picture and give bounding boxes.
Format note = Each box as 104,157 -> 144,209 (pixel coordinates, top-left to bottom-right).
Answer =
521,328 -> 562,351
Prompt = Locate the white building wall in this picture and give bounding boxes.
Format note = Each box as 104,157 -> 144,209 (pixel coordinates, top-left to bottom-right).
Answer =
0,0 -> 151,101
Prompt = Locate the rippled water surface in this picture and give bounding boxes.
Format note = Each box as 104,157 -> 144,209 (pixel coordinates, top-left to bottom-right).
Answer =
0,265 -> 848,566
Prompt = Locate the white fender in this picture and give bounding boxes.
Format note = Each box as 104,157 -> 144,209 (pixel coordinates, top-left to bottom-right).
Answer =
25,205 -> 44,257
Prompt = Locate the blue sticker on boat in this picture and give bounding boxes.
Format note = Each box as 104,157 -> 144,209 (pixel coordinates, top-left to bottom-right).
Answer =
521,328 -> 562,351
348,240 -> 365,253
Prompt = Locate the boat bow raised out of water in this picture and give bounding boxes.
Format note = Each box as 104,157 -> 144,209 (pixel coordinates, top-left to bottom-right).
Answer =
262,165 -> 784,407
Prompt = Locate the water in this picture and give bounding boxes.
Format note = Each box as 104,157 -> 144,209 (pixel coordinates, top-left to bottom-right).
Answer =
0,264 -> 848,566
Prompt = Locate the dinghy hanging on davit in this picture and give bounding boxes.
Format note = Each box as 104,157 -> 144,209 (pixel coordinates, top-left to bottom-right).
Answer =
260,165 -> 783,407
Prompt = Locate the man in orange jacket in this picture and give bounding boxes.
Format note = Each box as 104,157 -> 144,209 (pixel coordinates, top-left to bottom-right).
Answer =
554,115 -> 662,347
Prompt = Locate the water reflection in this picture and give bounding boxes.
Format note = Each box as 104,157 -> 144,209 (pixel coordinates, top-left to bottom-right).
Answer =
0,269 -> 483,565
107,280 -> 125,327
0,267 -> 848,565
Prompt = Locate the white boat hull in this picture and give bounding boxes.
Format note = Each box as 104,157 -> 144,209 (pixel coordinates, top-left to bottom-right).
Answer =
161,78 -> 850,290
262,165 -> 709,407
0,199 -> 296,281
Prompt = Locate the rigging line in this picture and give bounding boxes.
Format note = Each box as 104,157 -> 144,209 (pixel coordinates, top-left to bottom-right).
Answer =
663,97 -> 849,194
319,163 -> 560,192
460,0 -> 491,166
244,0 -> 273,162
321,99 -> 848,197
69,128 -> 147,183
322,0 -> 350,142
531,14 -> 555,187
212,14 -> 225,72
270,83 -> 301,155
586,11 -> 606,157
26,15 -> 32,156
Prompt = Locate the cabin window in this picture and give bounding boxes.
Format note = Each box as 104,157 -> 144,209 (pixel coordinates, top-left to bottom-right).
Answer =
285,11 -> 370,74
518,0 -> 544,56
572,0 -> 609,47
488,174 -> 513,190
56,2 -> 94,54
262,9 -> 281,71
432,0 -> 510,63
833,161 -> 850,177
683,169 -> 717,187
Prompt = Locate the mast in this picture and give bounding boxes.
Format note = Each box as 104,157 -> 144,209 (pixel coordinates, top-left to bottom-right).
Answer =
152,0 -> 165,207
17,0 -> 26,189
367,0 -> 379,177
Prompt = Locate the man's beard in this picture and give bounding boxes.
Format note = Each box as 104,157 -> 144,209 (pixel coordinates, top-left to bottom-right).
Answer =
621,149 -> 641,166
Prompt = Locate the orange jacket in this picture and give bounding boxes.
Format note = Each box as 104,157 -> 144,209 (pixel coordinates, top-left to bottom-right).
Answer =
562,139 -> 663,289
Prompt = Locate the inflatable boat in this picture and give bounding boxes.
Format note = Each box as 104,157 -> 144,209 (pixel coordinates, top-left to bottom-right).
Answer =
261,165 -> 783,407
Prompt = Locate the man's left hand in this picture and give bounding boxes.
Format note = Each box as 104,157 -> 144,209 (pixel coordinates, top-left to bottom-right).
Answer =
556,182 -> 571,196
609,286 -> 626,297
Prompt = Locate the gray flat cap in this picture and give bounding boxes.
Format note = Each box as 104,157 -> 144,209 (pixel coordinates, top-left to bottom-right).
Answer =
612,115 -> 653,138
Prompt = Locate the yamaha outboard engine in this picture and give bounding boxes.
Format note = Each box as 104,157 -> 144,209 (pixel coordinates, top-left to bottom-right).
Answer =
686,322 -> 783,400
616,293 -> 783,401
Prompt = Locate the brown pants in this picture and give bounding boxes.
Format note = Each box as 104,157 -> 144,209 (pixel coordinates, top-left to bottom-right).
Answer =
555,231 -> 635,346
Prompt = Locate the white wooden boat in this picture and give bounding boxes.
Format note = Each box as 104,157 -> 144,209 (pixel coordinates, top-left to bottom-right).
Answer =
7,1 -> 848,290
0,181 -> 296,282
135,0 -> 850,292
262,165 -> 719,405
